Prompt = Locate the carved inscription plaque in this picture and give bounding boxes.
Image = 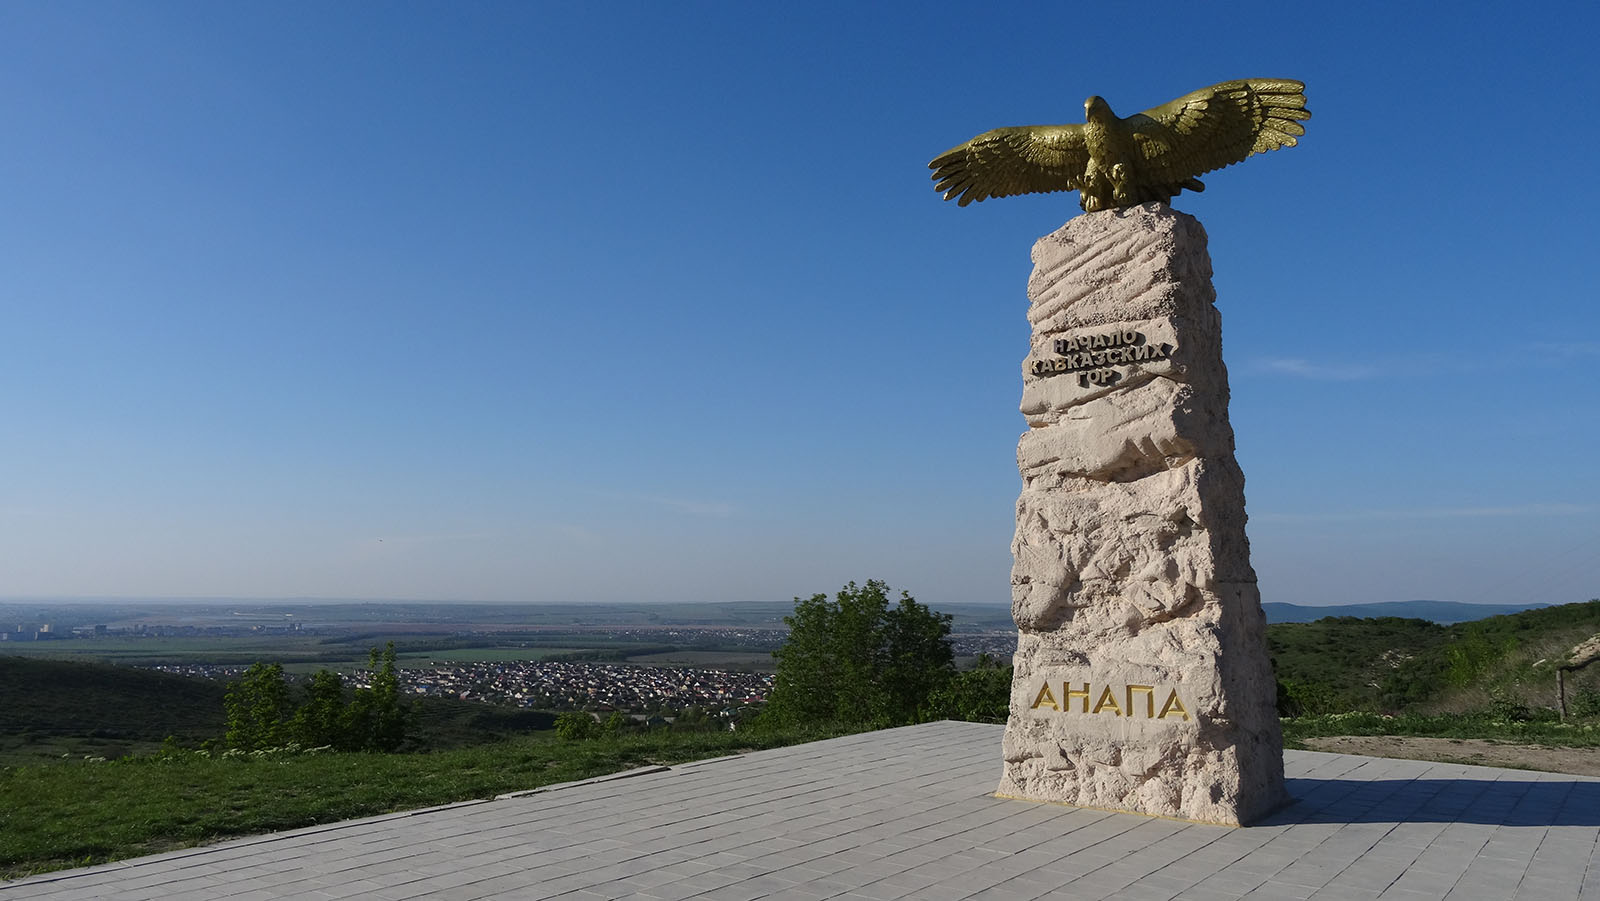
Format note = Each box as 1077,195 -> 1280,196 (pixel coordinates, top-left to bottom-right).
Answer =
1025,328 -> 1176,388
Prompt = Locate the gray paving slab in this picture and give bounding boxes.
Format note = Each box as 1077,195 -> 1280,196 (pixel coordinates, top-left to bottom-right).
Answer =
7,721 -> 1600,899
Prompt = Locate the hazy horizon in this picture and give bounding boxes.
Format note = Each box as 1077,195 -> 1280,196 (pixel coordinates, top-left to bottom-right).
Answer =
0,595 -> 1574,610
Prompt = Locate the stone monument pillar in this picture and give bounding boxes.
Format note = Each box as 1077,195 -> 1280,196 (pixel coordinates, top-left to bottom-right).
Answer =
997,203 -> 1287,826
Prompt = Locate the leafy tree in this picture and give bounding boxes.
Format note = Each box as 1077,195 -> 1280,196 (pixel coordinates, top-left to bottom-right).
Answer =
224,662 -> 291,751
225,643 -> 412,753
764,580 -> 953,728
345,642 -> 409,752
881,595 -> 957,720
927,654 -> 1012,723
765,591 -> 847,725
289,669 -> 348,748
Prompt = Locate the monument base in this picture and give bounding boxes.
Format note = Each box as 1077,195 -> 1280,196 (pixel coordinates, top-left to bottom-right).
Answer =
999,204 -> 1286,826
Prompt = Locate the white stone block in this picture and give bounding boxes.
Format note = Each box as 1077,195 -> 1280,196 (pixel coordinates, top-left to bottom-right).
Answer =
1000,203 -> 1287,826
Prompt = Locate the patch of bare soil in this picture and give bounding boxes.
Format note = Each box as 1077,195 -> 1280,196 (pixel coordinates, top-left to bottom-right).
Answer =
1302,736 -> 1600,777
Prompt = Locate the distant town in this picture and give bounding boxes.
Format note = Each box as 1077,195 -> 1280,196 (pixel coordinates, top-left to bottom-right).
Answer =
150,659 -> 775,716
1,600 -> 1018,722
2,622 -> 311,641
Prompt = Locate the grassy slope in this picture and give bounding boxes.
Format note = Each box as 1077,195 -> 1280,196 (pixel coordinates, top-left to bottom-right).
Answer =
0,656 -> 227,762
1268,599 -> 1600,715
0,655 -> 558,764
1281,711 -> 1600,749
0,654 -> 833,879
0,726 -> 853,880
1263,600 -> 1550,624
1269,616 -> 1452,711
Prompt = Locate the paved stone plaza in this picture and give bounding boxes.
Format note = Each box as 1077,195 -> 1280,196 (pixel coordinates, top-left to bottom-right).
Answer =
6,720 -> 1598,900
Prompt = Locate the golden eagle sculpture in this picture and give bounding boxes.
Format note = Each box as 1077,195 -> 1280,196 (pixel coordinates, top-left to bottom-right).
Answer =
930,79 -> 1309,212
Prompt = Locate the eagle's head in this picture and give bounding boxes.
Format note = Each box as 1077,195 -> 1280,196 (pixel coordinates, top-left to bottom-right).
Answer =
1084,96 -> 1114,123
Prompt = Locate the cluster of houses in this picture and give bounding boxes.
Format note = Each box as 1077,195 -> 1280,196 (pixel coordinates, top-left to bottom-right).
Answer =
149,659 -> 773,716
362,660 -> 774,713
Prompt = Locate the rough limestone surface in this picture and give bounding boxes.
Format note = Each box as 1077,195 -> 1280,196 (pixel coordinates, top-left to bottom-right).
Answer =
997,203 -> 1287,826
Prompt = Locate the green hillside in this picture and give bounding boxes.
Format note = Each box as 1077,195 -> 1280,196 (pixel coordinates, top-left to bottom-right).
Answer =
1263,600 -> 1549,624
0,656 -> 555,764
1270,598 -> 1600,716
0,657 -> 227,762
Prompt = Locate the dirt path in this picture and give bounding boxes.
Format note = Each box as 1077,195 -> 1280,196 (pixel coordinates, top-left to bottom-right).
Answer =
1301,736 -> 1600,777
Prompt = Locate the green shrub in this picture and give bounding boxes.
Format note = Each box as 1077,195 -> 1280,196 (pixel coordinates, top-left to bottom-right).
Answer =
926,655 -> 1011,723
1487,688 -> 1532,722
1445,630 -> 1517,687
223,663 -> 291,751
288,670 -> 347,748
1572,688 -> 1600,718
342,644 -> 410,752
1276,679 -> 1342,717
553,712 -> 595,741
672,706 -> 717,732
224,644 -> 412,753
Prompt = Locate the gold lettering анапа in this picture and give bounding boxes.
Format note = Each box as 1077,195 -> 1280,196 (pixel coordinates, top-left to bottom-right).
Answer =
1029,681 -> 1190,721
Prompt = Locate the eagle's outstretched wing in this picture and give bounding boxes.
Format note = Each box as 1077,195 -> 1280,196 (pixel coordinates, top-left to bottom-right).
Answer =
1126,79 -> 1309,185
929,125 -> 1090,206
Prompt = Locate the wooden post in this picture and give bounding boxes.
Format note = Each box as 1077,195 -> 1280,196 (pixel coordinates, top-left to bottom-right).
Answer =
1559,668 -> 1568,721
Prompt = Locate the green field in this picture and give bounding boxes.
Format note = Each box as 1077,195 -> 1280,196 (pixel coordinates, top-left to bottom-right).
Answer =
276,647 -> 593,673
0,633 -> 771,672
397,647 -> 588,664
624,649 -> 778,671
0,635 -> 343,666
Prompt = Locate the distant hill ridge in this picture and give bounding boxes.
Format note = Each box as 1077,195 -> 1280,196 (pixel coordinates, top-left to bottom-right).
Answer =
1263,600 -> 1549,625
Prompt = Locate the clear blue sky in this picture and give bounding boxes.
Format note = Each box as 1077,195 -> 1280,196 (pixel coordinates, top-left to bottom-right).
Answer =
2,2 -> 1596,608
